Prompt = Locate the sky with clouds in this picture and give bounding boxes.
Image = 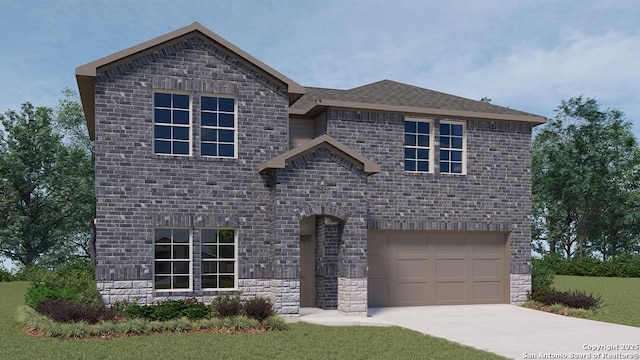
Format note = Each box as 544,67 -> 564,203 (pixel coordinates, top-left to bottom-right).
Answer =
0,0 -> 638,267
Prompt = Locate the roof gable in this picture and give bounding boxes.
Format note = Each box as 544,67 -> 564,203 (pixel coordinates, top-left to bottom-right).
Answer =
76,22 -> 305,139
259,134 -> 381,175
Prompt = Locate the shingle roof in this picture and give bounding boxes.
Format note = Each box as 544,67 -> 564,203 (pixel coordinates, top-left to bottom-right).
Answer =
290,80 -> 545,123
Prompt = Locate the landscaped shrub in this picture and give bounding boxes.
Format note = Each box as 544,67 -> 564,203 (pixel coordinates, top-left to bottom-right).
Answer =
536,253 -> 640,278
531,257 -> 555,291
124,298 -> 211,321
211,294 -> 242,317
535,288 -> 602,310
0,266 -> 14,282
242,297 -> 274,322
36,299 -> 117,324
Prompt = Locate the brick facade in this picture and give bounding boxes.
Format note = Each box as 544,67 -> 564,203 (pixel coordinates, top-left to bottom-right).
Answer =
90,31 -> 533,315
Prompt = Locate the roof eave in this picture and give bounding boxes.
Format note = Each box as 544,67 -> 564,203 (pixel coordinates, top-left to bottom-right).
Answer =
291,99 -> 547,124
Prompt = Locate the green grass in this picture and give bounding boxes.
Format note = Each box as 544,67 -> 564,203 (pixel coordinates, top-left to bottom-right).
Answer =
553,275 -> 640,327
0,281 -> 505,360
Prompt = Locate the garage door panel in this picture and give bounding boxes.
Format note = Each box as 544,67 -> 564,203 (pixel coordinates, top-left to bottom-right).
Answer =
368,231 -> 507,307
473,259 -> 502,278
473,281 -> 503,302
435,281 -> 466,303
436,259 -> 465,278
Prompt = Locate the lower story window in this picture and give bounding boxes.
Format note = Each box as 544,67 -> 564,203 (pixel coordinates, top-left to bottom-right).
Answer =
154,228 -> 191,291
201,229 -> 237,289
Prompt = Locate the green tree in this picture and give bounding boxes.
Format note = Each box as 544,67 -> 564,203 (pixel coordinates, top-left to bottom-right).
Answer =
532,96 -> 640,260
0,91 -> 94,267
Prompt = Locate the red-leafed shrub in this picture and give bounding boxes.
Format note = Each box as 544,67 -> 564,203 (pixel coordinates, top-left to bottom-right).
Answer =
36,300 -> 117,324
242,297 -> 274,322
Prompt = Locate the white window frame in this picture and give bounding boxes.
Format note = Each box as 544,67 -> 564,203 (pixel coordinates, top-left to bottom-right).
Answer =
439,120 -> 467,175
153,228 -> 193,292
200,94 -> 238,159
153,91 -> 192,156
200,228 -> 238,291
404,118 -> 434,173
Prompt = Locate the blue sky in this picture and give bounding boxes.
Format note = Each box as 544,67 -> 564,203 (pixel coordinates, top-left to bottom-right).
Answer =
1,0 -> 639,268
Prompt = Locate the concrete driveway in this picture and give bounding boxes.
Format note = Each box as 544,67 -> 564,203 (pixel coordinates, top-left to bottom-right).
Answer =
368,305 -> 640,360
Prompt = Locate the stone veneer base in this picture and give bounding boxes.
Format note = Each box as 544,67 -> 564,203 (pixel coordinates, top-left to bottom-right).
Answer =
510,273 -> 531,305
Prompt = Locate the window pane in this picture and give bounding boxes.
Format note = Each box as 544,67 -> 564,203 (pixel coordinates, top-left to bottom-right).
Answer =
173,276 -> 189,289
452,137 -> 463,149
440,136 -> 450,148
201,96 -> 217,111
440,162 -> 450,173
154,109 -> 171,123
452,124 -> 463,136
201,112 -> 217,127
219,130 -> 234,143
451,151 -> 462,162
173,110 -> 189,125
452,163 -> 463,173
173,245 -> 189,259
405,160 -> 416,171
174,229 -> 189,243
155,245 -> 171,259
219,261 -> 234,273
219,144 -> 234,157
440,150 -> 449,161
202,244 -> 217,259
173,127 -> 189,140
417,122 -> 430,134
173,141 -> 189,155
201,143 -> 217,156
219,113 -> 234,128
440,123 -> 451,135
155,229 -> 172,243
202,261 -> 217,274
201,275 -> 217,289
154,125 -> 171,139
404,134 -> 416,146
417,161 -> 428,172
417,135 -> 429,147
219,230 -> 234,243
219,245 -> 234,259
201,229 -> 217,243
417,149 -> 429,160
404,121 -> 417,133
219,275 -> 234,288
155,262 -> 171,274
154,140 -> 171,154
154,93 -> 171,108
201,128 -> 217,142
173,94 -> 189,109
155,276 -> 171,289
173,261 -> 189,274
219,98 -> 234,112
404,148 -> 416,160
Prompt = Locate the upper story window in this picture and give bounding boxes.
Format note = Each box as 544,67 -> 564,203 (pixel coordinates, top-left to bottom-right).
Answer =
404,119 -> 432,173
201,96 -> 236,158
153,93 -> 191,155
439,121 -> 466,174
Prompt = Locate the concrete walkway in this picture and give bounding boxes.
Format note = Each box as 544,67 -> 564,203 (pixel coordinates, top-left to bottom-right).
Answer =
297,305 -> 640,360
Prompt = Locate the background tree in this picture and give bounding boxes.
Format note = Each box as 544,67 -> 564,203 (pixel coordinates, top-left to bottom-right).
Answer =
0,90 -> 94,267
532,96 -> 640,259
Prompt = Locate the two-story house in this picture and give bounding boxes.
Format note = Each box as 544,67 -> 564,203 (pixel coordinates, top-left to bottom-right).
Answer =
76,22 -> 545,315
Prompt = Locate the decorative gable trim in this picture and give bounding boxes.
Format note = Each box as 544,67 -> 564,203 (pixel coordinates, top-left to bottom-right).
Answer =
259,134 -> 381,175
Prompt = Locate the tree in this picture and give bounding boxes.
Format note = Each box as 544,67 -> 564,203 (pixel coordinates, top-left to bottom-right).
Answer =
532,96 -> 640,260
0,90 -> 94,267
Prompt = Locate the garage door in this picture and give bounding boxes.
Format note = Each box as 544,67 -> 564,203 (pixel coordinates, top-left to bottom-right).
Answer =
368,231 -> 508,307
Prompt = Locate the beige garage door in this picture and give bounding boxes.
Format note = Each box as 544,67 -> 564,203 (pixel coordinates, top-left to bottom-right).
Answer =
368,231 -> 508,307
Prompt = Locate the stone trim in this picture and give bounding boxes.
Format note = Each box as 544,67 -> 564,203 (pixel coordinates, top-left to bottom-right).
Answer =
337,277 -> 367,316
510,273 -> 531,305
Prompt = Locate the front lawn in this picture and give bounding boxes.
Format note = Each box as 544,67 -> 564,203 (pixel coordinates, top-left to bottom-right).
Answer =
553,275 -> 640,327
0,282 -> 505,360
